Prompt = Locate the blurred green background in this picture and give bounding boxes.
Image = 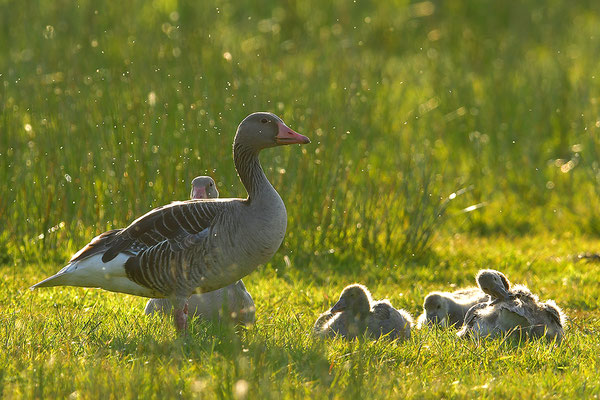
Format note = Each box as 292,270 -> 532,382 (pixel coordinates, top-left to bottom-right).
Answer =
3,0 -> 600,268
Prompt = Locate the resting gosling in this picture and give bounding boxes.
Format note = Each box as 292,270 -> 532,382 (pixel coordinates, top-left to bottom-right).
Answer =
417,287 -> 489,328
367,300 -> 413,340
313,284 -> 412,340
458,269 -> 566,343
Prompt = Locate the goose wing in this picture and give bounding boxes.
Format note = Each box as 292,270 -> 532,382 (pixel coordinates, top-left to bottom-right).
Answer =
463,302 -> 488,327
499,297 -> 534,323
102,199 -> 226,262
69,229 -> 123,262
69,229 -> 159,263
313,311 -> 335,334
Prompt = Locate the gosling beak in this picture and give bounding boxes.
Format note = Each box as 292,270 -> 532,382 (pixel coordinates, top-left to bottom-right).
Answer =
497,286 -> 511,301
275,121 -> 310,145
330,298 -> 347,314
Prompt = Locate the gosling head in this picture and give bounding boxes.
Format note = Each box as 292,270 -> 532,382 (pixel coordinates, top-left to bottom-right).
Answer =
527,300 -> 567,343
190,176 -> 219,200
476,269 -> 511,301
542,300 -> 567,328
330,284 -> 373,318
423,293 -> 450,325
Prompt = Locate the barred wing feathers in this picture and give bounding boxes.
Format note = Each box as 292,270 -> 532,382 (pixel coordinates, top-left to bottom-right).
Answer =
102,199 -> 226,263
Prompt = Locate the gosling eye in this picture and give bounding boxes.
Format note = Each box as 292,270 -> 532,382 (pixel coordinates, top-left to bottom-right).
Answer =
209,182 -> 213,187
261,118 -> 269,123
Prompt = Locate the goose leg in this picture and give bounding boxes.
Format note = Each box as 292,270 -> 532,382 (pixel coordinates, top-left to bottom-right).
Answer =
171,297 -> 189,332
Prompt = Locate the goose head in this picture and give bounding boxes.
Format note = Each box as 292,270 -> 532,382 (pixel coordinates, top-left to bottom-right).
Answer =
190,176 -> 219,199
423,292 -> 449,325
536,300 -> 566,342
476,269 -> 511,301
330,284 -> 372,318
235,112 -> 310,151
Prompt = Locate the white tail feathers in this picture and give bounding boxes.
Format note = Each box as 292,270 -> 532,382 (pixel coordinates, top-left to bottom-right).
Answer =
29,254 -> 157,297
30,272 -> 72,289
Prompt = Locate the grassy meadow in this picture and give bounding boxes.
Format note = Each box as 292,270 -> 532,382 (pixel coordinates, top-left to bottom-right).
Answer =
2,0 -> 600,398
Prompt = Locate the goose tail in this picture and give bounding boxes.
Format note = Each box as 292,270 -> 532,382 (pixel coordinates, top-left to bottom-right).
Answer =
30,271 -> 72,289
29,253 -> 156,297
30,262 -> 78,289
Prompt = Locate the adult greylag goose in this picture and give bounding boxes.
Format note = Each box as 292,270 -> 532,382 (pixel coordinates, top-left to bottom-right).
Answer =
31,112 -> 309,331
314,284 -> 412,340
145,176 -> 255,326
417,287 -> 489,328
458,269 -> 567,343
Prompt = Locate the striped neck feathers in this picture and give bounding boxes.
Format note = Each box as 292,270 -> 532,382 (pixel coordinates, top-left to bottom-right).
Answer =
233,142 -> 270,201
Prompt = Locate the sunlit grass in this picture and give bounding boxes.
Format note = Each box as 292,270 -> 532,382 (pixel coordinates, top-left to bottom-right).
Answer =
2,235 -> 600,398
2,0 -> 600,398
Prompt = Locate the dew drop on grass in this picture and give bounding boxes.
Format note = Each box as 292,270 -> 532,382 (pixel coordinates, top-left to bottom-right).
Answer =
233,380 -> 249,400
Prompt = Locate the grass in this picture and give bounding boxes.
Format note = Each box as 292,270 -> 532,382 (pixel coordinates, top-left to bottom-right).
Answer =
3,236 -> 600,398
2,0 -> 600,398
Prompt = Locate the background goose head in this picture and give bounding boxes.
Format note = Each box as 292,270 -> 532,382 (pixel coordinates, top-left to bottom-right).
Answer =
422,292 -> 449,325
190,176 -> 219,199
534,300 -> 567,342
476,269 -> 511,301
330,284 -> 373,318
235,112 -> 310,152
541,300 -> 566,326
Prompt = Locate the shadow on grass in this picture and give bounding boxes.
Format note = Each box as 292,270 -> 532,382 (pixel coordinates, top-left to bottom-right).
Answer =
86,311 -> 335,387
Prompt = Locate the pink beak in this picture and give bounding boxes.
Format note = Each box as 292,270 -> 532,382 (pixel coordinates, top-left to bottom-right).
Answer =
192,186 -> 207,199
275,122 -> 311,145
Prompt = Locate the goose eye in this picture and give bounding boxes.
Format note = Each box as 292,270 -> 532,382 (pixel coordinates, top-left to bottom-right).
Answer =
261,118 -> 268,123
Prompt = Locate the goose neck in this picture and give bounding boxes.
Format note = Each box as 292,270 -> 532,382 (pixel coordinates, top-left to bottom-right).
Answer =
233,143 -> 269,200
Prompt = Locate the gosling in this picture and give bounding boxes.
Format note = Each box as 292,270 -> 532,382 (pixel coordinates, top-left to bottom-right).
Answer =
367,300 -> 413,340
313,284 -> 412,340
458,269 -> 566,343
417,287 -> 489,328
